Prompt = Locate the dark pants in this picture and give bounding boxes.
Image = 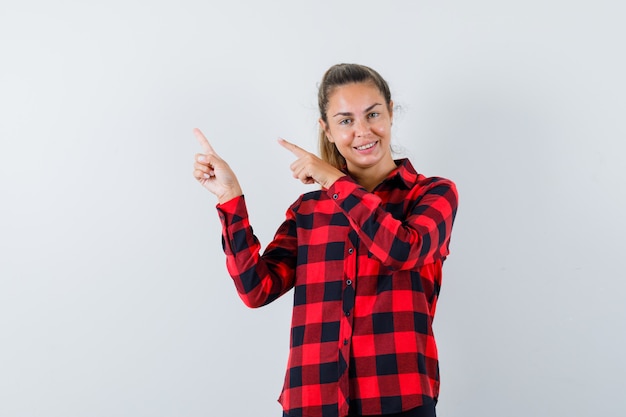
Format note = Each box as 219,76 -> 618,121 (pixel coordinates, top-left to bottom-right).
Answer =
283,401 -> 436,417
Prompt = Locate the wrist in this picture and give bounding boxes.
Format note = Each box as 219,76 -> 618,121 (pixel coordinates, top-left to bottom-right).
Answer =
218,189 -> 243,205
322,173 -> 344,189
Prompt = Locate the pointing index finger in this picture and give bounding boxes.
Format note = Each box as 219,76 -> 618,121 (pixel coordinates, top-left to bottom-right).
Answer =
193,128 -> 216,154
278,138 -> 308,157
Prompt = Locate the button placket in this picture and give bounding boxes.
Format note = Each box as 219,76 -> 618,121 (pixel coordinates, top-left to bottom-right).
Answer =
337,233 -> 356,410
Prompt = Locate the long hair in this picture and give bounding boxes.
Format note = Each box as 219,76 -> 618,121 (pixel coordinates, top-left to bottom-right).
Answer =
317,64 -> 393,169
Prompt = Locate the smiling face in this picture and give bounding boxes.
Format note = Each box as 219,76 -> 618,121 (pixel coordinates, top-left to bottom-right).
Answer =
320,82 -> 396,180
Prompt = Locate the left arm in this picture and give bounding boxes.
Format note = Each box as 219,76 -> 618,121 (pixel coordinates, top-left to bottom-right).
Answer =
328,176 -> 458,270
278,138 -> 458,270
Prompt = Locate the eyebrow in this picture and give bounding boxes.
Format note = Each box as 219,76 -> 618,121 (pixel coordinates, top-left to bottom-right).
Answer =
332,103 -> 382,118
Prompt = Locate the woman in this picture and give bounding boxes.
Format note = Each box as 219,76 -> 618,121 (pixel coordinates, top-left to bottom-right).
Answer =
193,64 -> 458,417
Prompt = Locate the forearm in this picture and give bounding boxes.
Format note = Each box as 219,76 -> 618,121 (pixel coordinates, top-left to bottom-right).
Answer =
327,177 -> 458,270
217,196 -> 296,307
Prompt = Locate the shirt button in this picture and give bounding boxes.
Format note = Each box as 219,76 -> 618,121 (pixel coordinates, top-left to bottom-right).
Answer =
332,193 -> 338,200
346,279 -> 352,286
343,339 -> 349,345
345,311 -> 350,317
348,248 -> 353,254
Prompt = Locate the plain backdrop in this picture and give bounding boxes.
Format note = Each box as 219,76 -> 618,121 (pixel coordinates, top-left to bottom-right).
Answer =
1,1 -> 625,416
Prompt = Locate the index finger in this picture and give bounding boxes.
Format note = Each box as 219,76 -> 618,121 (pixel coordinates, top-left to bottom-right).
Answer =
278,138 -> 309,158
193,128 -> 216,154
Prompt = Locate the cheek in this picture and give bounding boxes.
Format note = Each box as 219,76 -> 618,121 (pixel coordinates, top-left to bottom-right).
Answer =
372,124 -> 389,137
375,119 -> 392,135
331,129 -> 352,144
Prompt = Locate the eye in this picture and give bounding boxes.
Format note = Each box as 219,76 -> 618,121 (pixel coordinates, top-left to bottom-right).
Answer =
339,118 -> 352,125
368,112 -> 380,119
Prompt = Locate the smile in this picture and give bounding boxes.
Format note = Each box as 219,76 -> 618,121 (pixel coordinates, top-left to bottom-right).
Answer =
355,141 -> 377,151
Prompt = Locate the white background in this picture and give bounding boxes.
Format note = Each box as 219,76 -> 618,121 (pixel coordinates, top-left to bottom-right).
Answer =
1,1 -> 625,416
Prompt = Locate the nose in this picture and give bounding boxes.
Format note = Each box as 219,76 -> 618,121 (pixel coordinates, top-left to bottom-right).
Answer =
354,118 -> 368,137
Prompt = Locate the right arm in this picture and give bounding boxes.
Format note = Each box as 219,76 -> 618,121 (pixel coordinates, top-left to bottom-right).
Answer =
193,128 -> 297,307
217,196 -> 297,308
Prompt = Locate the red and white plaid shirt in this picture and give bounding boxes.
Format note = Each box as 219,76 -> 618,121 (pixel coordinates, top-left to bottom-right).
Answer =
217,159 -> 458,417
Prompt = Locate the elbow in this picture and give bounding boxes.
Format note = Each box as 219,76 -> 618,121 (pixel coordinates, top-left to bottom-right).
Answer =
382,232 -> 432,270
233,265 -> 289,308
239,291 -> 279,309
234,268 -> 268,308
389,239 -> 413,264
239,293 -> 267,309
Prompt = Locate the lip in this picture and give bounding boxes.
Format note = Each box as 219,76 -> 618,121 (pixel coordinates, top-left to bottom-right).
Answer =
354,140 -> 378,151
352,140 -> 380,155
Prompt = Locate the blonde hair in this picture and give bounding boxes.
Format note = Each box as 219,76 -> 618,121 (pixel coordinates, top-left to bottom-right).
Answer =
317,64 -> 393,169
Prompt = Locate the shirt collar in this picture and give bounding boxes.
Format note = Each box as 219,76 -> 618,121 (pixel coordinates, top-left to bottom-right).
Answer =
385,158 -> 419,189
341,158 -> 419,190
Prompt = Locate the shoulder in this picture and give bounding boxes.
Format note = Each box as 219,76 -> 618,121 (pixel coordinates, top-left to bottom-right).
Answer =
412,175 -> 458,214
397,159 -> 456,193
394,159 -> 453,188
400,160 -> 457,208
416,175 -> 457,191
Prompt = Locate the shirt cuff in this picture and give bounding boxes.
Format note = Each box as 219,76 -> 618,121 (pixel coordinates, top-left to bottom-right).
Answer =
326,176 -> 383,215
326,176 -> 361,201
216,195 -> 248,225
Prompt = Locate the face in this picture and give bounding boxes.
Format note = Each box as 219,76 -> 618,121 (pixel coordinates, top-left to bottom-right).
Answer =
320,82 -> 395,175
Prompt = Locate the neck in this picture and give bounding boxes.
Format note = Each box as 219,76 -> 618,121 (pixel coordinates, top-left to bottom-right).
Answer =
347,158 -> 397,192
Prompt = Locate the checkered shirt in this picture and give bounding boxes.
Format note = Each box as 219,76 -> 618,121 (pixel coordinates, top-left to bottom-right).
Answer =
216,159 -> 458,417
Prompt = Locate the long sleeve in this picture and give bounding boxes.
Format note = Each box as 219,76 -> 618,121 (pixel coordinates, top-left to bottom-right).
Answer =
326,175 -> 458,270
217,195 -> 298,308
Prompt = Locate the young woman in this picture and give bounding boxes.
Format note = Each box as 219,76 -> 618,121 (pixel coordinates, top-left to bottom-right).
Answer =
193,64 -> 458,417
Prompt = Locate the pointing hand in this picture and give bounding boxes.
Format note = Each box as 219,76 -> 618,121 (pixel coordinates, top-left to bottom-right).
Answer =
278,138 -> 344,189
193,128 -> 243,204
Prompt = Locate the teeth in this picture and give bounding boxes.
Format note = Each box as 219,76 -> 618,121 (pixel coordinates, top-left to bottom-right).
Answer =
356,142 -> 376,150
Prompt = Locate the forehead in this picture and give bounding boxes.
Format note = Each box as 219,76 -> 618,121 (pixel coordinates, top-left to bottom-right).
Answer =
327,82 -> 386,110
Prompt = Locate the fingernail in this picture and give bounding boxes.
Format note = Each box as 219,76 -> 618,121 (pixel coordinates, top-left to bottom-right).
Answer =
203,173 -> 210,178
197,155 -> 206,162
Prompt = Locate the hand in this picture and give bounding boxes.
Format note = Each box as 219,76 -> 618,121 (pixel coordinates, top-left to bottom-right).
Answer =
193,128 -> 243,204
278,138 -> 344,189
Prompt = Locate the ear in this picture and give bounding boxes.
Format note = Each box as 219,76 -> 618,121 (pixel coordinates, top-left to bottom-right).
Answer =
388,100 -> 394,123
319,118 -> 334,143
